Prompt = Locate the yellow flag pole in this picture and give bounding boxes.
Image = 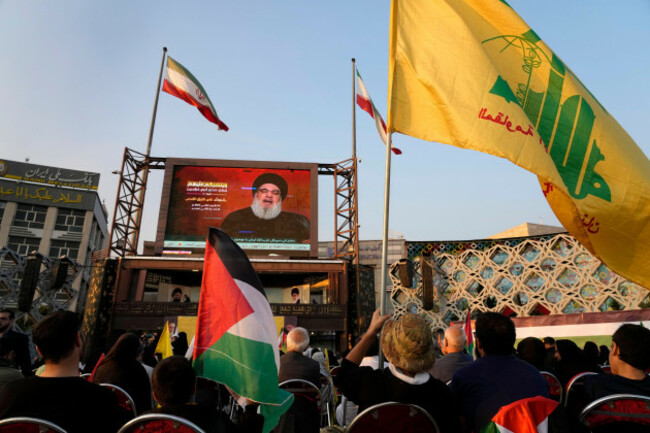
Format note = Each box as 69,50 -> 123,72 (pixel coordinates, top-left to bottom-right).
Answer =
377,131 -> 393,369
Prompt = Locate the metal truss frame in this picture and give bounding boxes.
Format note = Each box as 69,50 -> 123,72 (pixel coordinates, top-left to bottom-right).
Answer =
108,147 -> 165,257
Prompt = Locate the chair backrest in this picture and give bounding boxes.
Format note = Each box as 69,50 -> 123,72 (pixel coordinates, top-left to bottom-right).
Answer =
194,376 -> 230,410
540,371 -> 564,403
100,383 -> 138,417
0,417 -> 68,433
564,371 -> 598,408
279,379 -> 322,404
347,402 -> 439,433
79,373 -> 91,381
278,379 -> 323,432
579,393 -> 650,432
600,365 -> 612,375
329,366 -> 340,377
117,414 -> 206,433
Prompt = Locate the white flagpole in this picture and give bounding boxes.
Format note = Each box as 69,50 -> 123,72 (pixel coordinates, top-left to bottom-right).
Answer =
145,47 -> 167,157
377,131 -> 393,369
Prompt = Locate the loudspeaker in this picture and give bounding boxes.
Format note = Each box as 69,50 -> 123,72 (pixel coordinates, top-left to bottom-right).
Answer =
421,259 -> 434,311
49,259 -> 69,291
19,254 -> 43,312
397,259 -> 414,288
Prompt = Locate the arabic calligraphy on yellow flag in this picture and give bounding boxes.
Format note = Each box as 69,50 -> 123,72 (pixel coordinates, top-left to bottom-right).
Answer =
388,0 -> 650,289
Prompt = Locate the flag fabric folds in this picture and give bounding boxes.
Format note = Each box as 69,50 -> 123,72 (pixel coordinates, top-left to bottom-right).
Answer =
480,396 -> 558,433
155,321 -> 174,360
193,228 -> 292,433
388,0 -> 650,289
356,69 -> 402,155
162,56 -> 229,131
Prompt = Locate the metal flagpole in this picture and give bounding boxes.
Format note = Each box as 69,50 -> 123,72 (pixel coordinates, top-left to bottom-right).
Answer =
352,58 -> 362,339
377,131 -> 393,369
145,47 -> 167,157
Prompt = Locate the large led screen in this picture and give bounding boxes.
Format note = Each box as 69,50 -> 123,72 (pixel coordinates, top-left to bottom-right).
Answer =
157,160 -> 318,257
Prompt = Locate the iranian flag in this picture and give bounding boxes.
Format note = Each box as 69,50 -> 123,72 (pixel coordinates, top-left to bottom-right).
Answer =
481,396 -> 558,433
193,228 -> 292,432
356,69 -> 402,155
162,56 -> 229,131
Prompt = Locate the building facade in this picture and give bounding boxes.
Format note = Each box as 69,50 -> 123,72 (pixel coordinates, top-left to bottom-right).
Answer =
0,159 -> 108,315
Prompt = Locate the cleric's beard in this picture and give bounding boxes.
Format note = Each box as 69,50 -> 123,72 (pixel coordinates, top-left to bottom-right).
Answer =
251,197 -> 282,220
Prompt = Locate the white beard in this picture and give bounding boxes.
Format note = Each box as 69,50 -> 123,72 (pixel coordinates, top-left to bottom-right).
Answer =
251,197 -> 282,220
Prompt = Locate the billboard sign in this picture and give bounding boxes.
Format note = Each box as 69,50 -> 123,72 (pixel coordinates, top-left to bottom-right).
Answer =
156,158 -> 318,257
0,159 -> 99,190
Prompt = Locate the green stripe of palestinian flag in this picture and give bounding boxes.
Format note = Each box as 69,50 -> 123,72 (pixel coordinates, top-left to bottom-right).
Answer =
162,56 -> 229,130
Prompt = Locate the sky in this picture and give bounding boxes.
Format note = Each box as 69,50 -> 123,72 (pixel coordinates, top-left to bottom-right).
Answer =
0,1 -> 648,248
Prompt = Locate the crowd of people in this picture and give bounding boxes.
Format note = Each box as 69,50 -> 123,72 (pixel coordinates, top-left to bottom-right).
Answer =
0,308 -> 647,433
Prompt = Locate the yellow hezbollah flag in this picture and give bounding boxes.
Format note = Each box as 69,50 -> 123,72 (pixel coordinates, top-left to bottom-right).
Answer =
388,0 -> 650,289
155,320 -> 174,360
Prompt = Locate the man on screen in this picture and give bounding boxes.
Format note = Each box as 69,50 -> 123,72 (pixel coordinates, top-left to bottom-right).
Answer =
220,173 -> 310,242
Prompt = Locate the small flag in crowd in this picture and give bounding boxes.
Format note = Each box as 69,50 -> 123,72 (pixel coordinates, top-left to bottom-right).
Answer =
356,69 -> 401,155
193,228 -> 292,433
162,56 -> 229,131
155,321 -> 174,360
463,310 -> 474,357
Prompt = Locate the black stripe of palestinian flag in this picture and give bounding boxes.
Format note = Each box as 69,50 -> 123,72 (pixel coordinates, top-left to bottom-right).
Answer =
193,228 -> 292,433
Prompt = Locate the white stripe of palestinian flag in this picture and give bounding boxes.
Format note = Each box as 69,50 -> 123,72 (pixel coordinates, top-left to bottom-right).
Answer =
226,278 -> 281,372
356,69 -> 401,154
162,56 -> 229,131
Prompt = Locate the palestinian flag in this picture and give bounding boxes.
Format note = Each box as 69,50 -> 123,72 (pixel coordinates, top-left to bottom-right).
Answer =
481,396 -> 558,433
193,228 -> 292,433
162,56 -> 229,131
463,309 -> 474,358
356,69 -> 402,155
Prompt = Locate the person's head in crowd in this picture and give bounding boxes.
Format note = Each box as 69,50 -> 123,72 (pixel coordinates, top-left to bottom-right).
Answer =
287,327 -> 310,353
105,333 -> 142,365
442,326 -> 466,355
381,313 -> 434,375
610,324 -> 650,377
251,173 -> 288,220
474,312 -> 516,356
543,336 -> 556,352
0,309 -> 15,334
152,356 -> 196,407
291,288 -> 300,303
583,341 -> 599,365
171,288 -> 183,302
554,339 -> 583,363
32,310 -> 82,366
516,337 -> 546,370
598,345 -> 610,365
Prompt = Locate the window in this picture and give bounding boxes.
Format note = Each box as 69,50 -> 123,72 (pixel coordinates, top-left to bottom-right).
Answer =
49,239 -> 80,260
13,204 -> 48,229
7,236 -> 41,256
54,209 -> 85,232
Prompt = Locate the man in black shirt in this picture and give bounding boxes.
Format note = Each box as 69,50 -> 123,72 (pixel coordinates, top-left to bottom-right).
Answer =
0,309 -> 32,376
584,324 -> 650,400
0,310 -> 124,433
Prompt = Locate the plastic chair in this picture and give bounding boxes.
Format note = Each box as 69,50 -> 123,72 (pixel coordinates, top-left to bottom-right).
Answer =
79,373 -> 91,381
277,379 -> 322,433
0,417 -> 68,433
564,372 -> 599,408
117,413 -> 206,433
540,371 -> 564,403
329,366 -> 340,377
194,376 -> 231,411
579,393 -> 650,433
100,383 -> 138,417
600,365 -> 612,375
347,402 -> 439,433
